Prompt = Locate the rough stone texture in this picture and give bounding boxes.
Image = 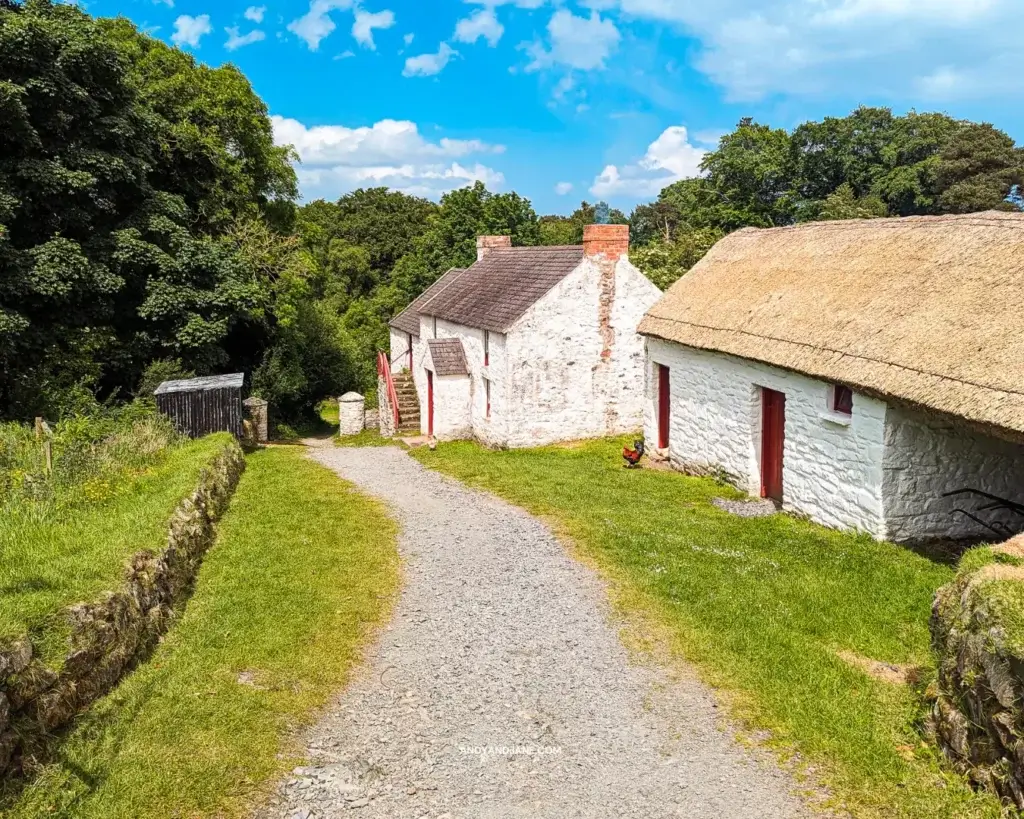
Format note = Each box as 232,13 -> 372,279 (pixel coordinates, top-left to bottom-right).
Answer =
645,339 -> 889,537
378,375 -> 396,438
0,439 -> 245,779
394,255 -> 660,449
882,406 -> 1024,541
257,447 -> 808,819
244,398 -> 269,444
644,339 -> 1024,543
364,409 -> 379,431
339,393 -> 366,436
930,545 -> 1024,807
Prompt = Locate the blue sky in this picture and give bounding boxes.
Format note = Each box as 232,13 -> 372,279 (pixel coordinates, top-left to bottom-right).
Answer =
87,0 -> 1024,215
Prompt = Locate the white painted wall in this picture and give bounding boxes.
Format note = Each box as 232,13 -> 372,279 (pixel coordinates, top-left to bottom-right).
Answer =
644,339 -> 888,537
504,257 -> 661,448
389,329 -> 416,372
882,407 -> 1024,542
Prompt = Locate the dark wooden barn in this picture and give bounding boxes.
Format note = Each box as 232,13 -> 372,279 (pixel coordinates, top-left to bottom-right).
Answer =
154,374 -> 245,439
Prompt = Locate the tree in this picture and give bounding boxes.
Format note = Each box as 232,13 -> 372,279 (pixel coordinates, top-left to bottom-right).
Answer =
0,1 -> 299,417
815,184 -> 888,221
630,228 -> 724,290
934,123 -> 1024,213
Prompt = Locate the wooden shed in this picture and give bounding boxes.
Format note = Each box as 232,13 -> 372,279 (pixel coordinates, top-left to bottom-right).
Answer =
154,374 -> 245,439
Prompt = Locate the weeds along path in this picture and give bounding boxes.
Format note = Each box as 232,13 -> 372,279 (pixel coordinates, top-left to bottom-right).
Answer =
258,446 -> 807,819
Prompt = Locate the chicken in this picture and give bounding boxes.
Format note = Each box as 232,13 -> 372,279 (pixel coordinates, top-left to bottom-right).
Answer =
622,439 -> 645,468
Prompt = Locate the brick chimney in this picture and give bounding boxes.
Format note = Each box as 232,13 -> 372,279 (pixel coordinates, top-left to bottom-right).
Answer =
583,224 -> 630,261
477,235 -> 512,261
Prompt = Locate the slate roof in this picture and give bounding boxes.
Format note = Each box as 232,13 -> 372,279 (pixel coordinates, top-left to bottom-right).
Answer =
154,373 -> 245,395
639,211 -> 1024,435
389,268 -> 467,335
418,246 -> 585,332
428,338 -> 470,376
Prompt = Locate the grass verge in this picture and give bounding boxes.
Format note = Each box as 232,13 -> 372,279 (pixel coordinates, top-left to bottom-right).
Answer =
411,438 -> 1002,818
0,434 -> 229,659
4,446 -> 400,818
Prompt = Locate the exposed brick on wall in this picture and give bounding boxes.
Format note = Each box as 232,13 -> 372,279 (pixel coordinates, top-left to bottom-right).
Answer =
584,224 -> 630,260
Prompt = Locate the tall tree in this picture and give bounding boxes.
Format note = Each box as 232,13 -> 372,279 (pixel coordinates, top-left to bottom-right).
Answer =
934,123 -> 1024,213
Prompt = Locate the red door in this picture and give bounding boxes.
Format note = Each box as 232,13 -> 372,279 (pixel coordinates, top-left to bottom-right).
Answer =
761,389 -> 786,502
657,365 -> 671,449
427,370 -> 434,437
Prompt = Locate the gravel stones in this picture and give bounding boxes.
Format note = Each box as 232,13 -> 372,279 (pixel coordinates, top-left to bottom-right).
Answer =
711,498 -> 778,518
256,447 -> 806,819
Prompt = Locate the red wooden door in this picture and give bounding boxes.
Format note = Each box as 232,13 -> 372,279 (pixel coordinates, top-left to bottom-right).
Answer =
761,389 -> 786,502
427,371 -> 434,437
657,365 -> 671,449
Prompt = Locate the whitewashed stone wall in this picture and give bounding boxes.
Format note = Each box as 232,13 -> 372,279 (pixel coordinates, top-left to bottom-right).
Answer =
389,329 -> 416,372
644,339 -> 888,537
418,319 -> 474,440
504,258 -> 660,448
882,407 -> 1024,541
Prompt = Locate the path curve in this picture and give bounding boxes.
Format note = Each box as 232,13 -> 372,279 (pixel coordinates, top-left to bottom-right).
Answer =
257,446 -> 807,819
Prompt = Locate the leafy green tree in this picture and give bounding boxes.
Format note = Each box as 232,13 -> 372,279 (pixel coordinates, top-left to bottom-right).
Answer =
630,228 -> 724,290
934,123 -> 1024,213
815,184 -> 888,221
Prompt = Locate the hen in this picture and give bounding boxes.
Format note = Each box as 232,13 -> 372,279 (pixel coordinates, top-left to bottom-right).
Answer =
622,439 -> 645,469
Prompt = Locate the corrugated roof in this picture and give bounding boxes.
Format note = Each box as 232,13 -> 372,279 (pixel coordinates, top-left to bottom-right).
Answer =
418,246 -> 585,332
639,211 -> 1024,434
428,338 -> 469,376
154,373 -> 245,395
389,268 -> 467,335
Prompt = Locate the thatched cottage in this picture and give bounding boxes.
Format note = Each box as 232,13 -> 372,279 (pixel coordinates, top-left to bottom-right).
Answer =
386,225 -> 661,448
639,212 -> 1024,543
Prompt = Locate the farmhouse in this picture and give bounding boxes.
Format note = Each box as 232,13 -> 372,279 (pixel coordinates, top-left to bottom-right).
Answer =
639,212 -> 1024,543
385,225 -> 662,448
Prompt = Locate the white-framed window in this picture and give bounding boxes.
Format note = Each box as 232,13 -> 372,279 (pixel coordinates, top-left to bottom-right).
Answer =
829,384 -> 854,415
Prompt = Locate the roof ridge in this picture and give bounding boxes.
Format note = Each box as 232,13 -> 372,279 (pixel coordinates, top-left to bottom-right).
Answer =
734,211 -> 1024,236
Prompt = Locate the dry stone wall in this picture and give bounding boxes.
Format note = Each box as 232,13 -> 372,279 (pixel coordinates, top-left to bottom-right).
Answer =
0,438 -> 245,779
929,537 -> 1024,808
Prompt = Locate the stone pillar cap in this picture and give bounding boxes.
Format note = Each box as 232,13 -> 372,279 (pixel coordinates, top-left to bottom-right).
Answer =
340,392 -> 364,402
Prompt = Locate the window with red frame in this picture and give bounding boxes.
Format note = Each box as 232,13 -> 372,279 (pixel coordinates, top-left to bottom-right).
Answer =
484,330 -> 490,367
485,378 -> 491,418
831,384 -> 854,415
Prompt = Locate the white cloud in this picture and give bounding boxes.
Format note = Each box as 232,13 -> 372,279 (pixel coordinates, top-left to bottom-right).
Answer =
171,14 -> 212,48
555,182 -> 574,195
353,8 -> 396,50
225,26 -> 266,50
404,32 -> 415,45
272,115 -> 505,199
590,125 -> 705,198
334,50 -> 356,60
244,5 -> 266,23
403,43 -> 457,77
524,10 -> 620,72
288,0 -> 353,51
154,0 -> 174,7
454,8 -> 504,46
585,0 -> 1024,102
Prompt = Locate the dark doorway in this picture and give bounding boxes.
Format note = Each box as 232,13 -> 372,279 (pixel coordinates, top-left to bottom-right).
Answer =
761,388 -> 786,502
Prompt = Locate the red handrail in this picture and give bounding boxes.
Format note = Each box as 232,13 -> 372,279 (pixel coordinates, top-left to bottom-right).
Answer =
377,351 -> 401,430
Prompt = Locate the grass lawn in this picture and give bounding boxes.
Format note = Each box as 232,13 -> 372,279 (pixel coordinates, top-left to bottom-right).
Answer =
0,434 -> 230,662
335,428 -> 394,447
411,438 -> 1002,818
4,446 -> 400,819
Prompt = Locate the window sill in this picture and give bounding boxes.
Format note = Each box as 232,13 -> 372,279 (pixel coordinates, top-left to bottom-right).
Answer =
820,410 -> 852,427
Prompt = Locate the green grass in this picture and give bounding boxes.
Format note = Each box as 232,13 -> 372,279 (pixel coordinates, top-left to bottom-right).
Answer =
411,438 -> 1003,818
0,434 -> 230,661
334,428 -> 393,447
4,446 -> 399,819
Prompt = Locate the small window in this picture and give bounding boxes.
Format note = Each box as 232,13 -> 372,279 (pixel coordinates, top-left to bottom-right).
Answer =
485,378 -> 491,419
831,384 -> 854,415
432,316 -> 437,337
483,330 -> 490,367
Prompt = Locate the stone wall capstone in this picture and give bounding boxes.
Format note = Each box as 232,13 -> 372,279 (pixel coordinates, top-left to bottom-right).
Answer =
929,536 -> 1024,808
0,438 -> 245,779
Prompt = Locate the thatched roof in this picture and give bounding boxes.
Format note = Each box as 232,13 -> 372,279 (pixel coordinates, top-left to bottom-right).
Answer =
639,212 -> 1024,434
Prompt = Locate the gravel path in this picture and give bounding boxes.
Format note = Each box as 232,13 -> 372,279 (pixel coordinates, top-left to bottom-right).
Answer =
257,446 -> 807,819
